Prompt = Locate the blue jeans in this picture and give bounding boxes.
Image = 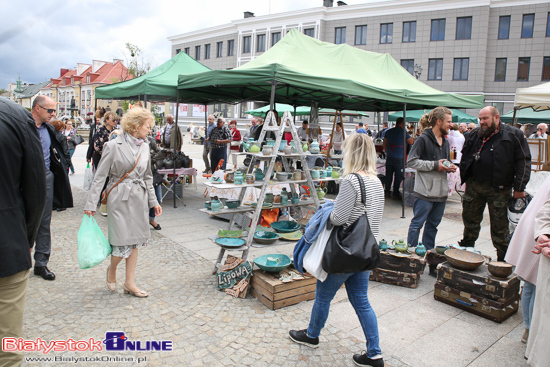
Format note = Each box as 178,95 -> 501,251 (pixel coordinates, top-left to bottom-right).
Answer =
407,198 -> 446,250
307,271 -> 381,358
210,147 -> 227,171
522,281 -> 536,329
385,157 -> 403,195
68,148 -> 75,173
149,185 -> 162,221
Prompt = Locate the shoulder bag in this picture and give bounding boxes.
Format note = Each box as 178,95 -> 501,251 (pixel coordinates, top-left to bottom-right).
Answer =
321,173 -> 380,274
101,154 -> 142,205
75,134 -> 84,145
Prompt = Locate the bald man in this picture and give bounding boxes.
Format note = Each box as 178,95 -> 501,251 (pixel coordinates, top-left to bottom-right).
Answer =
529,123 -> 548,139
459,106 -> 531,261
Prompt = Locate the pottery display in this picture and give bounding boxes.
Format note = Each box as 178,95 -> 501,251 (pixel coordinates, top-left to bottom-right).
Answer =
435,245 -> 450,254
280,188 -> 289,204
225,200 -> 241,209
246,175 -> 255,184
279,140 -> 287,152
392,239 -> 408,253
293,171 -> 302,180
273,195 -> 281,204
319,170 -> 326,178
415,242 -> 427,257
204,201 -> 212,210
265,138 -> 275,147
262,145 -> 273,155
253,231 -> 281,245
254,168 -> 265,181
217,229 -> 243,238
378,239 -> 388,251
291,193 -> 300,204
254,254 -> 291,272
270,220 -> 301,233
302,142 -> 308,152
215,237 -> 246,248
264,193 -> 274,204
284,145 -> 293,155
301,171 -> 307,180
311,170 -> 320,179
444,249 -> 485,271
276,171 -> 288,181
310,139 -> 320,154
487,261 -> 513,279
234,171 -> 244,185
331,168 -> 340,179
316,186 -> 327,199
211,197 -> 222,212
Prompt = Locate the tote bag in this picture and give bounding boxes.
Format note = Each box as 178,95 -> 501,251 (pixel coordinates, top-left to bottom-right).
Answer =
322,173 -> 380,274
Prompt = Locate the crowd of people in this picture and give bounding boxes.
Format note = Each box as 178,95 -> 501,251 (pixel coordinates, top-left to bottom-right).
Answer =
2,97 -> 549,366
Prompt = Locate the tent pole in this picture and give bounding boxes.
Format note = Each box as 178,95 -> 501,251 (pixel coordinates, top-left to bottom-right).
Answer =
401,103 -> 407,219
377,111 -> 381,137
512,106 -> 518,127
325,111 -> 338,168
269,81 -> 277,111
173,94 -> 180,208
144,95 -> 147,109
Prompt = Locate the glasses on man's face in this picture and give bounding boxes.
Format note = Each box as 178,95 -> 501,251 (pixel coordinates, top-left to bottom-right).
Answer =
538,128 -> 544,131
467,127 -> 473,130
39,105 -> 56,114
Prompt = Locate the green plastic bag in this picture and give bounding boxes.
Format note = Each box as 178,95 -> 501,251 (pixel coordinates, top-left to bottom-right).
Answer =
77,215 -> 111,269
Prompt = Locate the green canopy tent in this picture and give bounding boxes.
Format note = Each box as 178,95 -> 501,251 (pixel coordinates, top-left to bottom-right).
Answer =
245,103 -> 368,118
95,51 -> 210,209
388,109 -> 478,123
95,51 -> 210,103
500,109 -> 550,124
176,29 -> 484,217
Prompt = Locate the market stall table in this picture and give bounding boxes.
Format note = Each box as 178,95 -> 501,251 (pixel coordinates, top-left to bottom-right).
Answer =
158,167 -> 197,206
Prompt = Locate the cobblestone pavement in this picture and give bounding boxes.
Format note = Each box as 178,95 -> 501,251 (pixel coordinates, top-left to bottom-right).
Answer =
19,141 -> 529,367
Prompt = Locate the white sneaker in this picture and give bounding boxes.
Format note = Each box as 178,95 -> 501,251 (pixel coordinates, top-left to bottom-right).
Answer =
99,203 -> 108,217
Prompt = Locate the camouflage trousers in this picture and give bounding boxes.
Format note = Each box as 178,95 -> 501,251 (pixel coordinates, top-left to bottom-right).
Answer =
460,179 -> 512,261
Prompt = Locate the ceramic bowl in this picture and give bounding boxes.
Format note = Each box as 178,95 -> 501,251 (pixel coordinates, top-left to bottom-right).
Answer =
253,231 -> 280,245
214,237 -> 246,247
254,254 -> 292,272
279,230 -> 303,241
276,171 -> 288,182
270,220 -> 301,233
435,245 -> 449,255
204,201 -> 212,210
225,200 -> 241,209
217,229 -> 243,238
445,248 -> 485,271
487,261 -> 513,279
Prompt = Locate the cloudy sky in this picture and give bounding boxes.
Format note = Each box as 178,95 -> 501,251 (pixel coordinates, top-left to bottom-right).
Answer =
0,0 -> 333,89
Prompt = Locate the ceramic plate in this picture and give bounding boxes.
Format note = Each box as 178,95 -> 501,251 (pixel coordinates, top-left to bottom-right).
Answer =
251,202 -> 272,209
254,225 -> 275,233
279,230 -> 303,241
217,229 -> 243,238
215,237 -> 246,247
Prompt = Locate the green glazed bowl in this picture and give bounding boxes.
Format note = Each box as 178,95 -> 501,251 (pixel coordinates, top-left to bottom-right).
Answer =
254,254 -> 291,272
253,231 -> 280,245
270,221 -> 301,233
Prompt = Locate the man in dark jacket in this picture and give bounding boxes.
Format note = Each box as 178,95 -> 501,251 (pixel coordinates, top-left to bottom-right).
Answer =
0,98 -> 46,366
31,95 -> 74,280
459,106 -> 531,261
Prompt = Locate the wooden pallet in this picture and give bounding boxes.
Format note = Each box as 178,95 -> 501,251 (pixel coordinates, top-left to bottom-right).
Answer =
250,266 -> 317,310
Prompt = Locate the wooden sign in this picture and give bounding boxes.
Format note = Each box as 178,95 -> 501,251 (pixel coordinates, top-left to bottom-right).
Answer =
217,259 -> 252,290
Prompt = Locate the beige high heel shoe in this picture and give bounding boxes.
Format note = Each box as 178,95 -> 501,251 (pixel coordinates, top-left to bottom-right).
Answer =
122,284 -> 148,298
106,266 -> 116,292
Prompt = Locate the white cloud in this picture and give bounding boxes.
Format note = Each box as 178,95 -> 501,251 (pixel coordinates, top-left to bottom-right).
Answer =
0,0 -> 322,88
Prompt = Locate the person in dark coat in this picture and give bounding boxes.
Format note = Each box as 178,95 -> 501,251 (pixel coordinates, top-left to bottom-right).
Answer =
86,110 -> 103,164
31,95 -> 74,280
0,98 -> 47,366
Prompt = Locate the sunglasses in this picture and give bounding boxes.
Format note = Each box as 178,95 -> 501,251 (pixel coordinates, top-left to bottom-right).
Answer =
538,128 -> 544,131
39,105 -> 56,114
467,128 -> 473,130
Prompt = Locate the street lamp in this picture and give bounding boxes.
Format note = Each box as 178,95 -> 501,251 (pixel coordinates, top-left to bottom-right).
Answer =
414,64 -> 423,80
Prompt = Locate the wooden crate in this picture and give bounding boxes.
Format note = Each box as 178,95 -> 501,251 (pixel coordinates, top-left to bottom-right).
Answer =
250,266 -> 317,310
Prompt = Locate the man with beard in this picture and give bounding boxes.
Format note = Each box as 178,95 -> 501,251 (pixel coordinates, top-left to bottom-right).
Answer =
406,107 -> 456,251
459,106 -> 531,261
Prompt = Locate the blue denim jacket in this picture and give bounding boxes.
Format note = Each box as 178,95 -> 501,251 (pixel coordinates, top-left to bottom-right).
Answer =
293,201 -> 334,273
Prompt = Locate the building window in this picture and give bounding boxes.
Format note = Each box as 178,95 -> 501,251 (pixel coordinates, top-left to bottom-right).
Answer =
184,47 -> 190,55
355,25 -> 367,45
217,42 -> 223,58
428,58 -> 443,80
380,23 -> 393,44
227,40 -> 234,56
401,59 -> 414,75
522,14 -> 535,38
175,48 -> 181,54
335,27 -> 346,44
204,44 -> 210,59
431,19 -> 446,41
542,57 -> 550,81
517,57 -> 531,81
272,32 -> 281,46
546,12 -> 550,37
304,28 -> 315,37
402,21 -> 416,42
453,58 -> 469,80
242,36 -> 251,53
456,16 -> 472,40
498,16 -> 511,39
195,46 -> 201,60
495,58 -> 507,81
257,34 -> 266,52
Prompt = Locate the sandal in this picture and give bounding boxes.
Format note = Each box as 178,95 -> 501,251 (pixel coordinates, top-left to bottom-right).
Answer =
149,221 -> 161,230
122,284 -> 148,298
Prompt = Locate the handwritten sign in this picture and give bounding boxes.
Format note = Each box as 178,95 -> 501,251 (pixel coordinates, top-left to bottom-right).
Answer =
217,261 -> 252,289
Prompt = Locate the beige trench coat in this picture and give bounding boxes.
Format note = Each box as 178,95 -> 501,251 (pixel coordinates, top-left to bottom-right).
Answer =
84,134 -> 159,246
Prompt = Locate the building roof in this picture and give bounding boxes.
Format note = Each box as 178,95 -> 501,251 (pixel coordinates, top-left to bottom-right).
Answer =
18,80 -> 50,99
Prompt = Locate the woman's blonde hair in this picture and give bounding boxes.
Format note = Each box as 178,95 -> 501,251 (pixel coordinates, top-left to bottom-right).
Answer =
103,111 -> 118,126
342,133 -> 377,178
418,106 -> 452,133
120,107 -> 154,134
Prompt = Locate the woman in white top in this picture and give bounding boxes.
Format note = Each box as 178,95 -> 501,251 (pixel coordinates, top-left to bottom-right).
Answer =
447,123 -> 465,165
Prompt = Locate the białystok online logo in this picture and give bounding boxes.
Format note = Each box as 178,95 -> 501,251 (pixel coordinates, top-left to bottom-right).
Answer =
2,332 -> 172,354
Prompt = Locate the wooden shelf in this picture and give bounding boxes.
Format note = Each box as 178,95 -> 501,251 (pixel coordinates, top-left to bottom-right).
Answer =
200,199 -> 323,216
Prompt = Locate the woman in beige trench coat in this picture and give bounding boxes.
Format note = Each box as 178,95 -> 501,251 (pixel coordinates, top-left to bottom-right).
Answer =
84,107 -> 161,298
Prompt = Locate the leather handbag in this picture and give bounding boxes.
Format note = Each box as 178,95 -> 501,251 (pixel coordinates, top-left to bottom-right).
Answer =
75,134 -> 84,145
322,173 -> 380,274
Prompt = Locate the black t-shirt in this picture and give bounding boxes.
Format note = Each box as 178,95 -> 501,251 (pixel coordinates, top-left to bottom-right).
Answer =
471,133 -> 502,183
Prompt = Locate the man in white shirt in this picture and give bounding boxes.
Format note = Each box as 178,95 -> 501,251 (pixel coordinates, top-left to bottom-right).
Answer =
529,123 -> 548,139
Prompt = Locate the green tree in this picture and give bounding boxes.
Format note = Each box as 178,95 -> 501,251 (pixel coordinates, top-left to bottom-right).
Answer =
125,42 -> 151,78
0,88 -> 8,95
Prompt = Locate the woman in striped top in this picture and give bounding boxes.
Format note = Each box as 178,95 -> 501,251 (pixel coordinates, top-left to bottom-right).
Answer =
289,133 -> 385,367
